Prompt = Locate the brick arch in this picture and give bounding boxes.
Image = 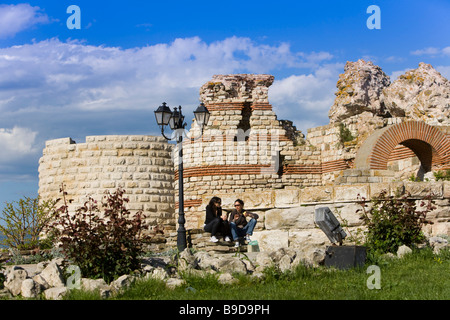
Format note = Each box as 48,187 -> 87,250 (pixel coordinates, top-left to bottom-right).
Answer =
355,121 -> 450,170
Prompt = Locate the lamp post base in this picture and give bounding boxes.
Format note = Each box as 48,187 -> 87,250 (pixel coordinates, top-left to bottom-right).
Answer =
177,229 -> 187,252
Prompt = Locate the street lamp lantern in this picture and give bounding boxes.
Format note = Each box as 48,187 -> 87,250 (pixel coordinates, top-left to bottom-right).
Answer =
193,103 -> 210,131
169,106 -> 185,131
154,102 -> 173,127
154,102 -> 210,252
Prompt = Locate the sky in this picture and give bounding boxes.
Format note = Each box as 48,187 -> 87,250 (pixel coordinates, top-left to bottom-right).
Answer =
0,0 -> 449,210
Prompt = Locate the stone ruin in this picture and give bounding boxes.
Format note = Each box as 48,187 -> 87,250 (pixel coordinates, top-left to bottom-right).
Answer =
38,60 -> 450,252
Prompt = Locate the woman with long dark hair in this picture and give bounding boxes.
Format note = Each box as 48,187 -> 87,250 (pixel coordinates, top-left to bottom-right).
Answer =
203,196 -> 231,242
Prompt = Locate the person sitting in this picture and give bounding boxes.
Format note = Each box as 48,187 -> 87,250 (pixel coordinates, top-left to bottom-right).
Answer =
203,196 -> 232,242
229,199 -> 258,247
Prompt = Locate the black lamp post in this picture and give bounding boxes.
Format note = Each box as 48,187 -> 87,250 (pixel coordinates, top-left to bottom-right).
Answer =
154,102 -> 210,251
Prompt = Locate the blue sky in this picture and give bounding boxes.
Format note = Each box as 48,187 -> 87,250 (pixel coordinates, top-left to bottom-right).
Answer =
0,0 -> 449,210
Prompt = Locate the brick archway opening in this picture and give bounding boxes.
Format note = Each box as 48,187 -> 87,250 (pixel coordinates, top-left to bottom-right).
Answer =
387,139 -> 439,180
355,121 -> 450,174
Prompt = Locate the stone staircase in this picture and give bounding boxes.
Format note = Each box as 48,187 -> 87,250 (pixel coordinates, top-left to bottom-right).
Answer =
187,229 -> 248,254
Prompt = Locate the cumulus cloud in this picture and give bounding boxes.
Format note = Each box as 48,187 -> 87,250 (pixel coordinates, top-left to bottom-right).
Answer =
0,36 -> 335,118
0,3 -> 49,39
0,35 -> 340,184
270,63 -> 343,133
411,46 -> 450,57
0,126 -> 38,163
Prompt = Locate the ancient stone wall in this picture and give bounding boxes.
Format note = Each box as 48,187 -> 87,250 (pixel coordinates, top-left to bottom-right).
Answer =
199,181 -> 450,252
174,68 -> 450,230
38,135 -> 176,235
37,63 -> 450,249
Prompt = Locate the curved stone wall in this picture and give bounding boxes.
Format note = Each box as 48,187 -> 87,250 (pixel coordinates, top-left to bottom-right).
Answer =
38,135 -> 175,233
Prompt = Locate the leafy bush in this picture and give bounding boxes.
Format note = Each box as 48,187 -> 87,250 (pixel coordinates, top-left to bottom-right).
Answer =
338,123 -> 355,146
49,186 -> 160,283
357,189 -> 434,255
0,196 -> 57,250
433,169 -> 450,181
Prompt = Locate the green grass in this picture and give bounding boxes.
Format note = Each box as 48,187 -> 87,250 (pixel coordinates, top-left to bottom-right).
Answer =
64,247 -> 450,300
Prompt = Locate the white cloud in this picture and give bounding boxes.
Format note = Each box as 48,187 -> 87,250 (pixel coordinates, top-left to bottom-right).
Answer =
0,36 -> 340,183
0,126 -> 38,163
443,47 -> 450,56
411,46 -> 450,57
0,4 -> 49,39
0,36 -> 335,117
270,63 -> 343,133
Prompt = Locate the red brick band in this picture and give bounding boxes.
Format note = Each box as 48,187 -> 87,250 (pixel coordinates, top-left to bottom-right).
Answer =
175,199 -> 202,209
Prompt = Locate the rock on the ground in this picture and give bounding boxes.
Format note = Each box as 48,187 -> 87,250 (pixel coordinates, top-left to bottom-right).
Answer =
218,273 -> 237,285
217,256 -> 248,274
4,267 -> 28,296
21,278 -> 42,298
40,261 -> 65,288
165,278 -> 186,289
397,245 -> 413,258
43,287 -> 68,300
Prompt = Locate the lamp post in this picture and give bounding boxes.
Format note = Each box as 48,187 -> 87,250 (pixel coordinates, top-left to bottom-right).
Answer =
154,102 -> 210,251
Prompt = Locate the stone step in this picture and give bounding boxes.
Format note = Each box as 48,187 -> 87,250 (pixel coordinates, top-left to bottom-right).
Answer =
187,229 -> 249,253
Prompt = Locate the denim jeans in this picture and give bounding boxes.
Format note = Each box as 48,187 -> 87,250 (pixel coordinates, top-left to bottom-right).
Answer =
230,218 -> 257,240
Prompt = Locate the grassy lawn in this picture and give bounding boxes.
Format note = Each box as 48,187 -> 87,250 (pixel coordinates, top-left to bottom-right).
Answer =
65,247 -> 449,300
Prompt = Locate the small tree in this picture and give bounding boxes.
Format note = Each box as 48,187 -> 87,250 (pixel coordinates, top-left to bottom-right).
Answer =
0,196 -> 57,250
49,186 -> 161,283
357,189 -> 434,255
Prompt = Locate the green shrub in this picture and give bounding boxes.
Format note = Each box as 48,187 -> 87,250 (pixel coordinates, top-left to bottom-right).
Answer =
357,189 -> 434,255
338,123 -> 355,145
433,169 -> 450,181
49,187 -> 158,283
0,196 -> 57,250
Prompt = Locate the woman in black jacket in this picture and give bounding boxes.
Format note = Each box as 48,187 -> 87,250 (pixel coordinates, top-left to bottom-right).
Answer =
203,196 -> 231,242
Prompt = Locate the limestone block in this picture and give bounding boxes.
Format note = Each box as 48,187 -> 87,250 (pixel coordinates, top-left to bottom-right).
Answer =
288,229 -> 328,248
430,222 -> 449,237
404,182 -> 443,198
251,230 -> 289,252
264,206 -> 314,230
444,181 -> 450,199
274,189 -> 300,208
327,203 -> 363,227
40,262 -> 66,288
369,183 -> 390,198
334,184 -> 368,202
4,268 -> 28,296
21,279 -> 42,298
202,191 -> 274,210
288,229 -> 328,266
300,186 -> 333,203
44,287 -> 68,300
217,257 -> 248,274
389,182 -> 405,196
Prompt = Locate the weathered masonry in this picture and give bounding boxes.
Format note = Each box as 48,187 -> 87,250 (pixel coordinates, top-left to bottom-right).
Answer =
179,68 -> 450,233
38,60 -> 450,249
38,136 -> 176,241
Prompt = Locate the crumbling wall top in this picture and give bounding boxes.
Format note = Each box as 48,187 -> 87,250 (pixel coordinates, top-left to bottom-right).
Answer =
199,74 -> 274,104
